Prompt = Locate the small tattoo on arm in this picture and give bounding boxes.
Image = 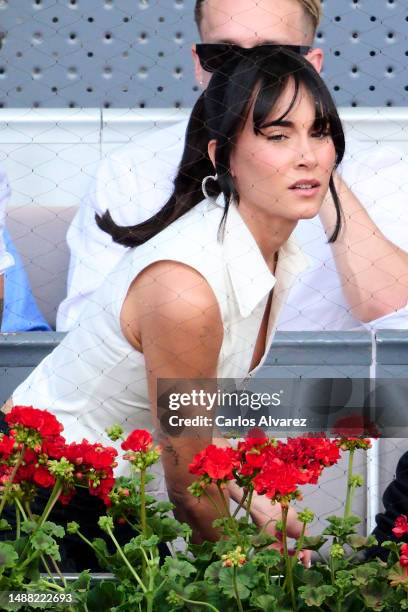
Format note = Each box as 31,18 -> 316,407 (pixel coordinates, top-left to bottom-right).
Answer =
164,444 -> 180,466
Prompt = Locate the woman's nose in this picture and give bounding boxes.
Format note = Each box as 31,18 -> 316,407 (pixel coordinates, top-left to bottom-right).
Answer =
295,138 -> 319,168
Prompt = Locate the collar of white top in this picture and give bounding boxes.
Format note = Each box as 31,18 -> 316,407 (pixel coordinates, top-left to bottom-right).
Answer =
210,194 -> 310,318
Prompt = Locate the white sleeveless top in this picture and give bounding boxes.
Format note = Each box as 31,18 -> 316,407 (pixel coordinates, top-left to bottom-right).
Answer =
13,197 -> 308,478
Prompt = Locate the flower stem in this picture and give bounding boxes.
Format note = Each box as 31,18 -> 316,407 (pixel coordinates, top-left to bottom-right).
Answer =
292,520 -> 307,569
232,487 -> 249,518
38,480 -> 63,527
245,488 -> 254,521
18,480 -> 64,566
105,525 -> 147,593
329,555 -> 342,612
140,468 -> 147,537
281,505 -> 297,611
203,488 -> 223,516
173,594 -> 220,612
0,444 -> 25,516
15,497 -> 28,521
233,566 -> 244,612
217,484 -> 240,540
344,449 -> 355,518
76,529 -> 108,567
38,578 -> 65,592
15,503 -> 21,539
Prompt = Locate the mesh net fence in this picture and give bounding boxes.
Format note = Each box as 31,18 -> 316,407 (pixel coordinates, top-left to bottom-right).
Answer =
0,0 -> 407,545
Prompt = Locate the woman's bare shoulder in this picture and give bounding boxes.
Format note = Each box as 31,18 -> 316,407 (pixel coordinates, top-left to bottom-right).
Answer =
121,259 -> 223,353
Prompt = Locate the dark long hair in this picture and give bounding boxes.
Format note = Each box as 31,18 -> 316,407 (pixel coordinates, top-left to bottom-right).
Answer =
96,48 -> 345,247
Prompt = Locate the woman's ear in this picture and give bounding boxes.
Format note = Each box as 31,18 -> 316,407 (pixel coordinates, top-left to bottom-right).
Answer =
207,139 -> 217,169
306,48 -> 324,73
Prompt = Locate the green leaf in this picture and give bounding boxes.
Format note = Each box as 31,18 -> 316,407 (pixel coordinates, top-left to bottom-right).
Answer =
0,542 -> 18,571
183,581 -> 229,610
352,564 -> 378,587
214,538 -> 238,557
360,580 -> 389,610
148,516 -> 190,542
21,520 -> 38,534
41,521 -> 65,539
219,567 -> 251,600
161,557 -> 197,580
0,519 -> 11,531
189,540 -> 216,562
30,531 -> 60,560
250,532 -> 278,548
87,581 -> 124,611
388,563 -> 408,588
204,560 -> 223,583
122,534 -> 159,558
154,501 -> 174,513
251,594 -> 279,611
335,569 -> 355,591
219,563 -> 259,601
298,584 -> 336,607
347,534 -> 377,550
252,549 -> 281,569
302,535 -> 328,551
323,515 -> 360,538
235,563 -> 259,589
293,565 -> 323,586
71,569 -> 91,590
381,540 -> 400,564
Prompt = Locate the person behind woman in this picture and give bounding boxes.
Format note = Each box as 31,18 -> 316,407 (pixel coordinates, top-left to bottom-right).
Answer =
7,48 -> 345,562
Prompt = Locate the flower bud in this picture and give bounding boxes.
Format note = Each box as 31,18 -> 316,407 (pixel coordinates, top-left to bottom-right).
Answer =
330,543 -> 345,559
67,521 -> 80,535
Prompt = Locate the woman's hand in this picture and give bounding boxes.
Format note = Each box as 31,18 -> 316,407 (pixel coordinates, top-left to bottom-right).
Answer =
227,481 -> 311,568
251,500 -> 312,568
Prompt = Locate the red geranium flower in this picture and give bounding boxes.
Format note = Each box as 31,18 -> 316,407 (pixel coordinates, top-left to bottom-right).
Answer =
121,430 -> 153,453
15,464 -> 36,483
59,490 -> 75,505
83,444 -> 117,470
393,515 -> 408,539
89,475 -> 115,506
189,445 -> 240,481
0,434 -> 16,458
399,543 -> 408,573
253,458 -> 302,499
33,466 -> 56,488
41,435 -> 67,460
6,406 -> 64,438
331,414 -> 379,438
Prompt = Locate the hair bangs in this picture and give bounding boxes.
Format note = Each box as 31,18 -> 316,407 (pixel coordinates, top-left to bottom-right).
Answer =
252,71 -> 300,134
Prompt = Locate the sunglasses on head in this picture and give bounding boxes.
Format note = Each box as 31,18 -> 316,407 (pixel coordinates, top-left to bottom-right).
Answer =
195,43 -> 311,73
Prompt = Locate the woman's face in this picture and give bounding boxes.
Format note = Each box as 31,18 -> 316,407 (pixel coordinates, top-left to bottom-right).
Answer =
229,81 -> 337,225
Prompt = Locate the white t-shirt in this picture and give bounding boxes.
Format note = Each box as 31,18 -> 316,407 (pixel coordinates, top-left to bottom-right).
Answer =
57,120 -> 408,332
0,166 -> 15,274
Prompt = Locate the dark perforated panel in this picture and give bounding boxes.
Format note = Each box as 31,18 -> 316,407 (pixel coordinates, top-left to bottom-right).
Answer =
0,1 -> 406,107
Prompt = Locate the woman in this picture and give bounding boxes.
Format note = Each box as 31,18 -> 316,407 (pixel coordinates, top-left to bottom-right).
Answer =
7,48 -> 344,556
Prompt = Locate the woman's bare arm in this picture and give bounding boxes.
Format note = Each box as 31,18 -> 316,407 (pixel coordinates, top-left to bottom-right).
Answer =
122,260 -> 226,543
320,173 -> 408,323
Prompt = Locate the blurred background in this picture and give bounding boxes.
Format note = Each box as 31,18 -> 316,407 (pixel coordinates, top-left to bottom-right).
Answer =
0,0 -> 406,108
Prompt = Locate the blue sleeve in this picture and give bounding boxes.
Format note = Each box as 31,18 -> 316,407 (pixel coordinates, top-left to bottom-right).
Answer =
2,227 -> 51,332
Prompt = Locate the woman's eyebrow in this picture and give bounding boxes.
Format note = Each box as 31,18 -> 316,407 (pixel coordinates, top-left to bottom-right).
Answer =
259,119 -> 293,128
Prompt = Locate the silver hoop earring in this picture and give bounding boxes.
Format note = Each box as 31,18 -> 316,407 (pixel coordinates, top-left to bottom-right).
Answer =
201,174 -> 218,200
